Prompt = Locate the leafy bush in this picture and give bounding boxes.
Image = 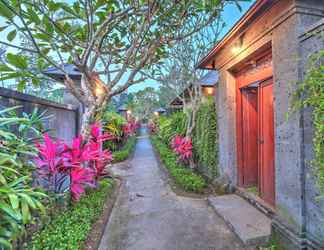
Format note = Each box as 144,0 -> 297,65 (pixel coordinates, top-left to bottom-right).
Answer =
101,111 -> 127,151
0,107 -> 48,249
34,124 -> 113,201
112,136 -> 137,163
151,135 -> 206,192
292,49 -> 324,195
171,135 -> 193,161
158,112 -> 187,145
26,179 -> 115,250
192,97 -> 218,178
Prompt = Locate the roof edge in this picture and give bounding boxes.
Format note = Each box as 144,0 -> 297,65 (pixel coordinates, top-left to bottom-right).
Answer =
196,0 -> 271,69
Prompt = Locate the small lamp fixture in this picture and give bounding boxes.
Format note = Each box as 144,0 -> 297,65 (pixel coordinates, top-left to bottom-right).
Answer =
205,87 -> 214,96
127,110 -> 132,115
95,86 -> 104,96
231,35 -> 244,54
154,111 -> 159,116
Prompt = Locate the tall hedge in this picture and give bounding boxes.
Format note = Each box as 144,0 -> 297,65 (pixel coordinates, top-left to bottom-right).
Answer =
192,97 -> 218,179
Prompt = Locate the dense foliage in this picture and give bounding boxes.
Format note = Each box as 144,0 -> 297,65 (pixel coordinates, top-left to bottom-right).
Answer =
101,112 -> 127,152
171,135 -> 193,162
34,124 -> 113,201
293,49 -> 324,195
112,136 -> 137,163
151,135 -> 206,193
157,112 -> 187,145
0,0 -> 227,137
192,98 -> 218,178
0,107 -> 48,249
26,179 -> 114,250
153,99 -> 218,179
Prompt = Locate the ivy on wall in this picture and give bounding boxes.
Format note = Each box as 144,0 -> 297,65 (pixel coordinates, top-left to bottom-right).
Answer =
293,49 -> 324,195
192,97 -> 218,179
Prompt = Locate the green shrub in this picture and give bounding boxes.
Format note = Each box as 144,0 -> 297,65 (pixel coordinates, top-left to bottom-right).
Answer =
26,179 -> 115,250
101,111 -> 127,151
158,112 -> 187,145
0,107 -> 48,249
112,136 -> 136,163
151,135 -> 206,192
192,97 -> 218,179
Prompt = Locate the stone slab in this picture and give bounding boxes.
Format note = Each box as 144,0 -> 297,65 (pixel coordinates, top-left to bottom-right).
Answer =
208,194 -> 271,246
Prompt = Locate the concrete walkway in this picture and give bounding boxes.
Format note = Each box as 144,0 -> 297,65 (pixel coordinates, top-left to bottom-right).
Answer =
99,132 -> 249,250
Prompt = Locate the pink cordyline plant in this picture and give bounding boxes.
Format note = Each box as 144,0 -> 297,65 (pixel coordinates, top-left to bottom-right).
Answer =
122,119 -> 139,138
34,124 -> 114,201
147,122 -> 158,134
171,135 -> 193,162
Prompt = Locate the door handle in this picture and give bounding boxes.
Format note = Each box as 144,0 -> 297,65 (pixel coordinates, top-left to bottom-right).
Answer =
259,139 -> 264,144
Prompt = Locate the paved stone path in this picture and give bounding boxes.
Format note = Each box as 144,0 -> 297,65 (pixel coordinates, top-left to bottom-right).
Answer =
99,131 -> 248,250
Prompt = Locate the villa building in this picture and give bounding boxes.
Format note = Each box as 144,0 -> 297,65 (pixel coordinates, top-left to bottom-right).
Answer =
197,0 -> 324,249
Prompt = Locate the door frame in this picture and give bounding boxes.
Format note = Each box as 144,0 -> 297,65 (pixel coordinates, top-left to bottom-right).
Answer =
236,61 -> 273,188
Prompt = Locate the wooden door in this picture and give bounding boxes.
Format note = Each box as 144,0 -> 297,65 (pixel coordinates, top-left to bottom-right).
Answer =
258,80 -> 275,206
241,87 -> 258,187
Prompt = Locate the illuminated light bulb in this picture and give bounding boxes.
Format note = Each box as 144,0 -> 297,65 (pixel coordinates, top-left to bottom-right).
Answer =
232,46 -> 242,54
95,86 -> 104,96
205,87 -> 214,95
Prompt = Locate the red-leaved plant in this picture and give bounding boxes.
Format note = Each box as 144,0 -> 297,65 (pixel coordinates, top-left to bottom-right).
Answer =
122,119 -> 140,138
34,124 -> 113,201
147,122 -> 158,134
171,135 -> 193,162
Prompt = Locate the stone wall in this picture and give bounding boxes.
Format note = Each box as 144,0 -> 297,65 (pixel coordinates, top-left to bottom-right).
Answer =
0,87 -> 79,143
299,18 -> 324,247
207,0 -> 324,248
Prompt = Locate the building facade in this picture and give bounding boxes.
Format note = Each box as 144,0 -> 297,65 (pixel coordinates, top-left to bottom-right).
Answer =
197,0 -> 324,249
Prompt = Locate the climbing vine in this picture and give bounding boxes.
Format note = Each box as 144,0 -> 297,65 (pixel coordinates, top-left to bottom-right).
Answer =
293,49 -> 324,195
192,97 -> 218,179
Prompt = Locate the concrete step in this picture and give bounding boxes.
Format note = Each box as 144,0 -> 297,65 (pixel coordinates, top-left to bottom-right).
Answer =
208,194 -> 271,247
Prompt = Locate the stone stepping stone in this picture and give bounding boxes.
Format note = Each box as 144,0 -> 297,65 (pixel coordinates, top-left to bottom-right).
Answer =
208,194 -> 271,247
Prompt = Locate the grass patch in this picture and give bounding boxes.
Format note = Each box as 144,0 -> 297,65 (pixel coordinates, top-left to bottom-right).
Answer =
150,135 -> 206,193
112,136 -> 136,163
246,186 -> 259,196
26,179 -> 115,250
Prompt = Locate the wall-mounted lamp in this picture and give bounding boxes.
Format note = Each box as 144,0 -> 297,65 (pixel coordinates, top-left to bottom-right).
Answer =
231,35 -> 244,55
204,87 -> 214,96
154,111 -> 159,116
127,110 -> 132,115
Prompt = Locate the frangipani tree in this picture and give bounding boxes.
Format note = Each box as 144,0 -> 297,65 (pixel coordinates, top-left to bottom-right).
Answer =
0,0 -> 231,138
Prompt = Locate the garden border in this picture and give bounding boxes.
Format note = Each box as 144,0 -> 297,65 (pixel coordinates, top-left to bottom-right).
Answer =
149,136 -> 214,198
83,178 -> 121,250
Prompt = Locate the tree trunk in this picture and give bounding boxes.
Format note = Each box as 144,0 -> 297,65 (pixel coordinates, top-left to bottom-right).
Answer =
81,104 -> 97,140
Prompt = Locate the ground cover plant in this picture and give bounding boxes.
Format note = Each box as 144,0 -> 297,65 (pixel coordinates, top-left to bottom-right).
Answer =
26,179 -> 115,250
112,136 -> 137,163
150,135 -> 206,193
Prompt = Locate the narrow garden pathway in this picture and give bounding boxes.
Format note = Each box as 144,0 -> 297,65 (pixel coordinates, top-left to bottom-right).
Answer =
99,129 -> 248,250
